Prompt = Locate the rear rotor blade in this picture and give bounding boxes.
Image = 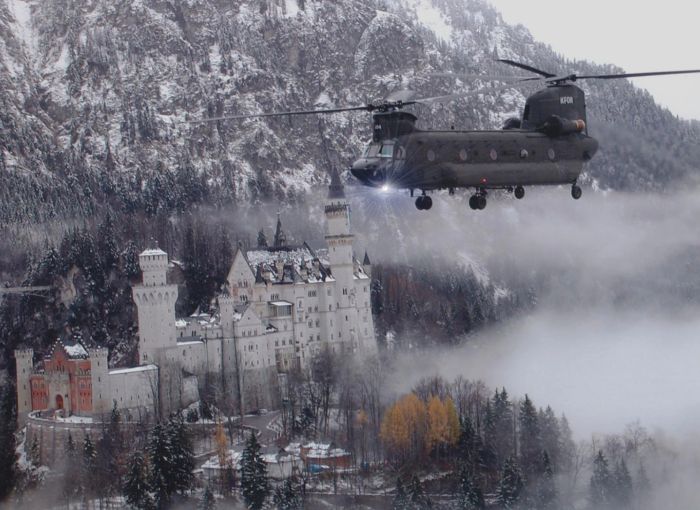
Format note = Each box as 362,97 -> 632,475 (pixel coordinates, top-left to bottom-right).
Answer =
573,69 -> 700,80
498,59 -> 556,78
430,72 -> 542,82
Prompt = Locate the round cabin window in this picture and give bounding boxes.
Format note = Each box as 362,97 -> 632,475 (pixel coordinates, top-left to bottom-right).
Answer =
427,149 -> 436,162
459,149 -> 468,161
520,149 -> 529,159
489,149 -> 498,161
548,148 -> 556,161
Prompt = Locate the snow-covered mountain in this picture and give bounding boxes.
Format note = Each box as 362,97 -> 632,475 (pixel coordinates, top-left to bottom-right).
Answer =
1,0 -> 699,226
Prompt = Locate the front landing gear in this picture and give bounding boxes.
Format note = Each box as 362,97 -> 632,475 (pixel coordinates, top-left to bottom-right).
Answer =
415,195 -> 433,210
469,191 -> 487,210
571,184 -> 582,200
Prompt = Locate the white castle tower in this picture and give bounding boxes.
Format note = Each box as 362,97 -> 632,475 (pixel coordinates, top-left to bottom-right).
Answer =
89,347 -> 110,417
132,248 -> 178,363
325,168 -> 355,304
14,348 -> 34,422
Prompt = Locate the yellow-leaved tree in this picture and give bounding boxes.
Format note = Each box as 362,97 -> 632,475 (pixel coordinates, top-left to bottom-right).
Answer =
381,393 -> 427,464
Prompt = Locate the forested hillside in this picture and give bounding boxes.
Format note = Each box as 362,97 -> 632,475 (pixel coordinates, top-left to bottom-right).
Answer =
0,0 -> 698,228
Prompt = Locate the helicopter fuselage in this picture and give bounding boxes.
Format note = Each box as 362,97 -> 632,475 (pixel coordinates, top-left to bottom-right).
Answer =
350,129 -> 599,191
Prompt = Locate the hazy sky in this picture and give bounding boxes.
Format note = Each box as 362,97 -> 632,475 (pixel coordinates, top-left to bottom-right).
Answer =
488,0 -> 700,120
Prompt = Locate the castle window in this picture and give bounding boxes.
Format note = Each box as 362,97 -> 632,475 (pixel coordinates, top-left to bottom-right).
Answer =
275,341 -> 279,347
271,293 -> 280,300
183,350 -> 186,357
307,290 -> 317,298
342,288 -> 348,295
314,306 -> 318,312
315,320 -> 319,328
327,289 -> 331,296
329,305 -> 332,311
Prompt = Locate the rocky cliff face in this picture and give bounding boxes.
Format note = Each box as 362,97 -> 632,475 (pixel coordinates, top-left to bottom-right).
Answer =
1,0 -> 699,227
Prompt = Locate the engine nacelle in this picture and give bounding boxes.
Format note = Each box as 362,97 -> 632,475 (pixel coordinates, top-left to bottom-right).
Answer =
540,115 -> 586,137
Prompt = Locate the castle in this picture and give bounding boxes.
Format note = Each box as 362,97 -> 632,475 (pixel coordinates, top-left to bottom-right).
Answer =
15,170 -> 377,422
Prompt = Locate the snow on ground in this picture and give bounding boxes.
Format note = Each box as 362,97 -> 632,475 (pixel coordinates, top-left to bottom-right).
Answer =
7,0 -> 34,55
401,0 -> 453,44
284,0 -> 299,17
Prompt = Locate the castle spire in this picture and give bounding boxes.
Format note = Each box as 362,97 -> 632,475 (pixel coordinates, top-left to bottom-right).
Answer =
328,167 -> 345,199
274,212 -> 287,247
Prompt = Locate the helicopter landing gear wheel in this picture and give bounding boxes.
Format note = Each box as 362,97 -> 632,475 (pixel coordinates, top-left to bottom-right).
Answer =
514,186 -> 525,200
415,196 -> 432,210
571,184 -> 582,200
469,193 -> 487,210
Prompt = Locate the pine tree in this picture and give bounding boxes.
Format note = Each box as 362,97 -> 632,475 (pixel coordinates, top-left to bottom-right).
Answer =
408,475 -> 430,509
148,423 -> 173,508
82,435 -> 97,500
123,451 -> 153,510
97,212 -> 119,272
539,407 -> 561,470
393,477 -> 408,510
273,479 -> 301,510
0,383 -> 17,501
518,395 -> 541,476
613,458 -> 633,508
590,450 -> 613,510
122,240 -> 141,279
240,431 -> 268,510
199,485 -> 216,510
458,464 -> 484,510
257,229 -> 268,248
167,417 -> 195,495
558,415 -> 576,474
497,456 -> 524,509
535,451 -> 557,510
63,432 -> 81,504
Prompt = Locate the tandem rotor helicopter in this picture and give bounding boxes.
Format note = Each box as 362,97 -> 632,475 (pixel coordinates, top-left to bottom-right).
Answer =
194,59 -> 700,211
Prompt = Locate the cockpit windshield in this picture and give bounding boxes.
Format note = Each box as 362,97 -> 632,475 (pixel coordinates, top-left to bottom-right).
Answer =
362,143 -> 380,158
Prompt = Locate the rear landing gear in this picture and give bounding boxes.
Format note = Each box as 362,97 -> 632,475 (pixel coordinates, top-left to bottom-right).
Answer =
469,191 -> 487,210
415,195 -> 433,210
571,184 -> 582,200
514,186 -> 525,199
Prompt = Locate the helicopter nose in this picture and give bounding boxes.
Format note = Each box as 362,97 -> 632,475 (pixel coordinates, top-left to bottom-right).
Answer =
350,160 -> 386,187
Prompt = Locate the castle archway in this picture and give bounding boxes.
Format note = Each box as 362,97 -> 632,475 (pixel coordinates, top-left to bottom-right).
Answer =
55,394 -> 63,410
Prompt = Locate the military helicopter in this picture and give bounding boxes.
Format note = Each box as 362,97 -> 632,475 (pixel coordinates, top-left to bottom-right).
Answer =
194,59 -> 700,211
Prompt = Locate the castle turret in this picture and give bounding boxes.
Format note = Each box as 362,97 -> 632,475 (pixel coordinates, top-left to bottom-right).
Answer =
132,248 -> 178,364
363,251 -> 372,278
89,347 -> 110,418
14,348 -> 34,422
325,168 -> 355,305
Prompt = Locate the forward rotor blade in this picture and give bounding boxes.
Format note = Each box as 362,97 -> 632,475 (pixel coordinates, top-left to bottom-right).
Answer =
573,69 -> 700,80
188,104 -> 373,123
498,59 -> 556,78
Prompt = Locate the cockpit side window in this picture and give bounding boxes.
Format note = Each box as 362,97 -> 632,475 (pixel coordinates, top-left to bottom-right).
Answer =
379,143 -> 394,158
